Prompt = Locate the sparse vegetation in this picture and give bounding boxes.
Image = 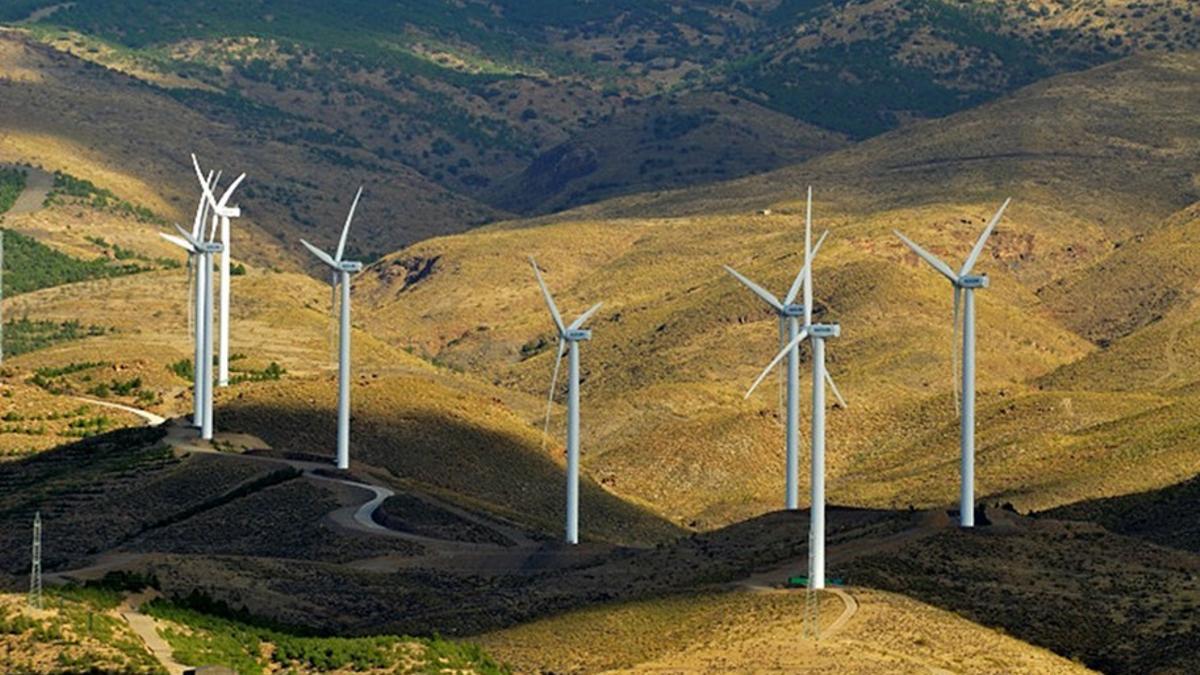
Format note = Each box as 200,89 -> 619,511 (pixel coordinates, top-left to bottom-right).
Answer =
1,318 -> 109,357
145,595 -> 508,674
0,167 -> 27,214
0,230 -> 147,296
45,171 -> 163,224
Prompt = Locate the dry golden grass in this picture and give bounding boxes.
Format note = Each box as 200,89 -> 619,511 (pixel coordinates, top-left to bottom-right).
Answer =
218,373 -> 679,545
479,587 -> 1092,674
349,52 -> 1200,529
0,592 -> 161,674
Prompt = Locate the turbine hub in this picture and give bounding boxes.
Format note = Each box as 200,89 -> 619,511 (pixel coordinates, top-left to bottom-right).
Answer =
781,303 -> 805,317
339,260 -> 364,273
563,328 -> 592,341
958,275 -> 988,289
808,323 -> 840,339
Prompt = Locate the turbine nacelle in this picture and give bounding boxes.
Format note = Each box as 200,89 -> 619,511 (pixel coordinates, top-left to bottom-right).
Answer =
338,260 -> 364,273
957,275 -> 988,289
195,241 -> 224,254
781,303 -> 805,318
562,328 -> 592,342
808,323 -> 841,339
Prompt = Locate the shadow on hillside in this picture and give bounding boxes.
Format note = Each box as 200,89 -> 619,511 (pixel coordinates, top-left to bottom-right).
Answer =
1038,473 -> 1200,553
850,496 -> 1200,675
0,426 -> 169,577
216,401 -> 683,546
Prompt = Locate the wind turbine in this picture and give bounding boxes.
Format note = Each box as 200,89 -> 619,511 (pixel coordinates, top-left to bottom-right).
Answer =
531,257 -> 602,545
726,225 -> 832,509
192,154 -> 245,389
893,198 -> 1010,528
160,169 -> 218,428
301,187 -> 364,471
160,224 -> 222,441
730,188 -> 846,510
743,186 -> 844,590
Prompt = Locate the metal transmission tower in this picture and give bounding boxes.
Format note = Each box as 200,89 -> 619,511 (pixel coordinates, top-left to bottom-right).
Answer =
29,511 -> 42,609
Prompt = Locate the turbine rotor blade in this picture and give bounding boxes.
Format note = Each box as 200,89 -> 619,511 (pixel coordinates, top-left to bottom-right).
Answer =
191,169 -> 214,239
301,239 -> 338,269
784,229 -> 829,305
161,232 -> 196,253
959,197 -> 1011,277
825,370 -> 848,409
723,265 -> 783,312
894,230 -> 959,283
541,340 -> 567,452
568,302 -> 603,330
530,257 -> 566,334
336,186 -> 364,263
171,224 -> 201,249
217,173 -> 247,212
192,153 -> 220,210
803,186 -> 813,325
745,328 -> 809,399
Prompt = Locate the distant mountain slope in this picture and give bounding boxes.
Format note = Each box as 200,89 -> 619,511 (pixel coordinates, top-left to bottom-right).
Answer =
0,31 -> 500,268
564,51 -> 1200,234
3,0 -> 1194,215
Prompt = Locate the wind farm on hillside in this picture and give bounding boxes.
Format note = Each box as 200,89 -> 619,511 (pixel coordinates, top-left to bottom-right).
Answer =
0,2 -> 1199,673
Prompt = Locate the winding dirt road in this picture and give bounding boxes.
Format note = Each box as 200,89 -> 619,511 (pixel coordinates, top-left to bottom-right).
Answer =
117,590 -> 186,675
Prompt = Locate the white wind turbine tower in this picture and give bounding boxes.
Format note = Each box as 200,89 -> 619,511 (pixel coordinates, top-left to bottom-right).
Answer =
171,169 -> 217,427
893,198 -> 1010,528
531,257 -> 602,545
160,224 -> 222,440
301,187 -> 364,471
744,186 -> 844,590
192,154 -> 245,389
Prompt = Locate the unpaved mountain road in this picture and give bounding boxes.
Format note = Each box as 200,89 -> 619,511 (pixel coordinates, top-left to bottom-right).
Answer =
117,590 -> 187,675
3,166 -> 54,215
74,397 -> 167,427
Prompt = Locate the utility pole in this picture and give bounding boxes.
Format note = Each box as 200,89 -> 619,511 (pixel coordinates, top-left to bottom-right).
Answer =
29,511 -> 42,609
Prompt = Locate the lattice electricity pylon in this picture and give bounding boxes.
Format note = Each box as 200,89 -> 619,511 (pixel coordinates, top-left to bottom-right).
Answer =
802,527 -> 820,640
28,511 -> 42,609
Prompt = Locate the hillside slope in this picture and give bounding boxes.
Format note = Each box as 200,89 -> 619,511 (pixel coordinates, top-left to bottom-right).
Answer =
0,30 -> 499,268
5,0 -> 1196,215
354,51 -> 1200,528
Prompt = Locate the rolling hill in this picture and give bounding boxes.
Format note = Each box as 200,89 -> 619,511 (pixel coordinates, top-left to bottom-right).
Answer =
353,50 -> 1200,528
1,5 -> 1200,673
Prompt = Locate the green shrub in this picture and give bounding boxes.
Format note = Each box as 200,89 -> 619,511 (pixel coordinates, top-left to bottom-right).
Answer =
0,167 -> 27,214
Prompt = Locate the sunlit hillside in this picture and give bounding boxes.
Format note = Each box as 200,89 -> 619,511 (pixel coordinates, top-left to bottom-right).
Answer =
354,51 -> 1200,527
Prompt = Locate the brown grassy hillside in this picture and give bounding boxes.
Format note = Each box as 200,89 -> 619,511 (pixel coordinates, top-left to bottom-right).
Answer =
0,30 -> 499,268
353,52 -> 1200,528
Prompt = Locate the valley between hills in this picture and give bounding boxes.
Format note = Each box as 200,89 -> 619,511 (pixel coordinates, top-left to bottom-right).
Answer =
0,2 -> 1199,673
